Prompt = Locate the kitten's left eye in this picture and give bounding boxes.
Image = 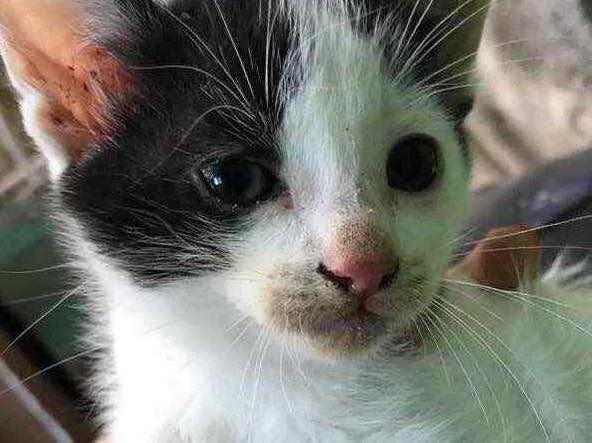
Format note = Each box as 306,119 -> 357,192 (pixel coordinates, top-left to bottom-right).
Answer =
386,134 -> 441,192
197,157 -> 278,207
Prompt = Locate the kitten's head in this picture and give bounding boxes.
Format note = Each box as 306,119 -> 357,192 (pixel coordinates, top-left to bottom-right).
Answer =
0,0 -> 487,358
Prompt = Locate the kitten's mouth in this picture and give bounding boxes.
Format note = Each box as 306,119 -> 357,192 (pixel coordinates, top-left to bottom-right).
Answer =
266,290 -> 391,356
263,270 -> 433,357
309,300 -> 425,357
303,308 -> 388,356
317,307 -> 384,336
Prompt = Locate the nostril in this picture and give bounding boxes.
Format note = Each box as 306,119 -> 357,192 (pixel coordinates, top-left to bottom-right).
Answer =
317,262 -> 353,292
379,272 -> 396,290
379,261 -> 400,290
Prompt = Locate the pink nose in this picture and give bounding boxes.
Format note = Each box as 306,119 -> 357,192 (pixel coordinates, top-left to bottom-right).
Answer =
318,254 -> 398,296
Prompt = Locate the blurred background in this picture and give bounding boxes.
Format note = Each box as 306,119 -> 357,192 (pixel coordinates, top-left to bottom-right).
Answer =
1,0 -> 592,442
0,69 -> 94,441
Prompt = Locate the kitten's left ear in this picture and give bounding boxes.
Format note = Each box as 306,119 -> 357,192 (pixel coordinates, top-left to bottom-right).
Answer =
419,0 -> 490,121
0,0 -> 135,179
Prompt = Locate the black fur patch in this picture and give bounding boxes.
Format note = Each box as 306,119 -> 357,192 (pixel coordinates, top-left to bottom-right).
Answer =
61,0 -> 294,282
582,0 -> 592,23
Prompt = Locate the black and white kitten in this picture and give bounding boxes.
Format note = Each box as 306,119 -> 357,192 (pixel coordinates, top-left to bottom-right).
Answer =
1,0 -> 591,441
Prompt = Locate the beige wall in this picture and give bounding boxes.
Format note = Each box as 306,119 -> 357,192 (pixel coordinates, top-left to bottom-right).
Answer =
468,0 -> 592,189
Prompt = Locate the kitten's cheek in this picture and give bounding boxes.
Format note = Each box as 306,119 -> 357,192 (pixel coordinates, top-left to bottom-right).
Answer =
248,283 -> 282,326
261,286 -> 288,329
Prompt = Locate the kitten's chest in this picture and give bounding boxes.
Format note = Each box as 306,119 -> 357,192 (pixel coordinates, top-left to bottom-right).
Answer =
106,291 -> 355,441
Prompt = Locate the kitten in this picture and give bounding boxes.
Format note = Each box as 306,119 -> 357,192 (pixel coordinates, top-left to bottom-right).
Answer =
1,0 -> 591,441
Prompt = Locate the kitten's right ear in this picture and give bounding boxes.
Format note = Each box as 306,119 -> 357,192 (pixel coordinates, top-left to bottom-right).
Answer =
0,0 -> 135,179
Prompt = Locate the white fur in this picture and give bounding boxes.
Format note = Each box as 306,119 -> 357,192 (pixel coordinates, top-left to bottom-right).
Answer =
72,221 -> 592,442
222,5 -> 469,355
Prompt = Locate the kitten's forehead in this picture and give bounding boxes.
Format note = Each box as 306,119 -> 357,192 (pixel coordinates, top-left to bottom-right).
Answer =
280,6 -> 456,210
72,0 -> 451,168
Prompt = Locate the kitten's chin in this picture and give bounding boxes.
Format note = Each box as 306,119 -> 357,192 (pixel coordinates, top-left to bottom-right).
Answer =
279,310 -> 423,360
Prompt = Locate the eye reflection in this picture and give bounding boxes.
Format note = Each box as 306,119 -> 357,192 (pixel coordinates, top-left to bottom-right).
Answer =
196,156 -> 279,207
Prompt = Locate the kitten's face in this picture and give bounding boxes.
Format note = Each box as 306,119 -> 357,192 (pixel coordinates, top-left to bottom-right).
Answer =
2,0 -> 476,358
229,59 -> 468,355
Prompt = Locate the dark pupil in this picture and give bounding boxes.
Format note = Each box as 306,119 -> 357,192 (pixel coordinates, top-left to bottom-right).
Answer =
213,161 -> 254,192
386,134 -> 440,192
204,158 -> 267,205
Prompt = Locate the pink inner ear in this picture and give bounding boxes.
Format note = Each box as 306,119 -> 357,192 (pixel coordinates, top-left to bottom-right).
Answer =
10,43 -> 135,162
1,0 -> 136,162
42,45 -> 136,162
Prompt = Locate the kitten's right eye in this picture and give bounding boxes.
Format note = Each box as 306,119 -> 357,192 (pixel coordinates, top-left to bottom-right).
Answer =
195,156 -> 278,208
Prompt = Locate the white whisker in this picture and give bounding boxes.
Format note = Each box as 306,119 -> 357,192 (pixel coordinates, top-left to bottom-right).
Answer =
155,2 -> 251,108
443,279 -> 592,339
1,285 -> 84,357
461,215 -> 592,248
212,0 -> 255,99
0,347 -> 101,398
424,306 -> 490,426
431,296 -> 550,441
